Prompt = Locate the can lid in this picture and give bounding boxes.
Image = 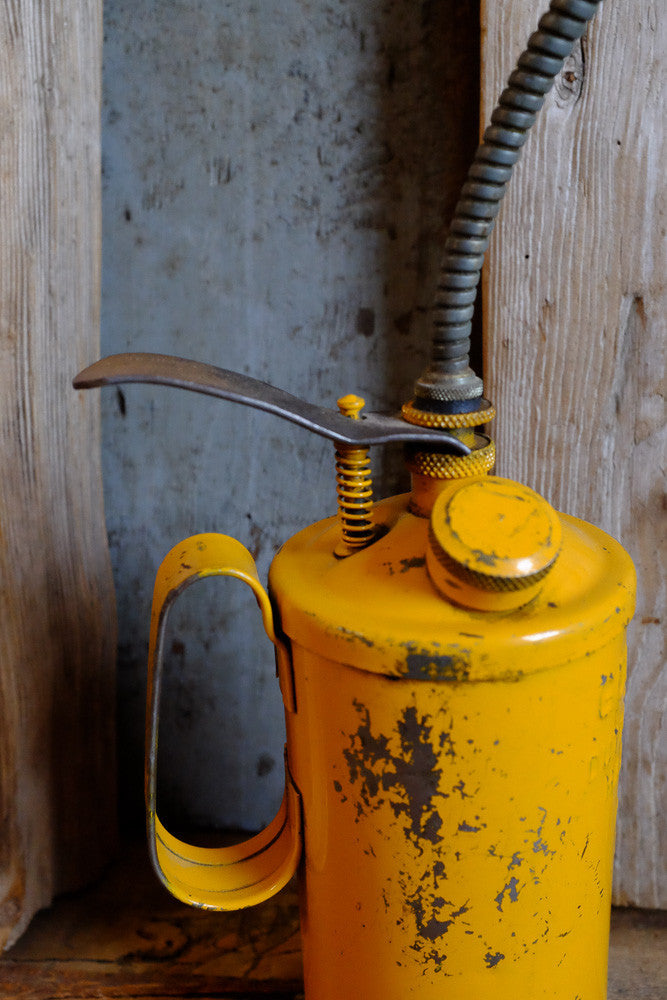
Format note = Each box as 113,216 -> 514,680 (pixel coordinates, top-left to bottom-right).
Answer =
270,492 -> 635,680
427,477 -> 562,611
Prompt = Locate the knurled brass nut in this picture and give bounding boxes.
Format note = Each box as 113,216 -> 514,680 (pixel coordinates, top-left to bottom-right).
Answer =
406,440 -> 496,480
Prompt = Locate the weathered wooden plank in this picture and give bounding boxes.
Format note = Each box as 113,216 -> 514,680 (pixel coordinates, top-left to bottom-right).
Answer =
0,0 -> 116,947
2,842 -> 663,999
0,969 -> 304,1000
481,1 -> 665,908
3,842 -> 303,996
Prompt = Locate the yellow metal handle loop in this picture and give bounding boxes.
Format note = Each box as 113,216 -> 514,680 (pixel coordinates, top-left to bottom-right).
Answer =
145,533 -> 302,910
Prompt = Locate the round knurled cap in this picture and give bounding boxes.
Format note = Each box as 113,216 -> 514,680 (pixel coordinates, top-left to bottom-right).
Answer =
427,476 -> 562,611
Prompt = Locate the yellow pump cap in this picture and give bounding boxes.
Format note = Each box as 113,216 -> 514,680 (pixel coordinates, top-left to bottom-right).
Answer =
427,476 -> 562,611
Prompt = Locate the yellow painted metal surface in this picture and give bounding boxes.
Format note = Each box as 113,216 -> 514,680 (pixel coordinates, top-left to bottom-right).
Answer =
270,491 -> 634,683
144,533 -> 302,910
143,477 -> 635,997
286,641 -> 626,997
268,487 -> 634,998
334,393 -> 376,553
427,477 -> 563,611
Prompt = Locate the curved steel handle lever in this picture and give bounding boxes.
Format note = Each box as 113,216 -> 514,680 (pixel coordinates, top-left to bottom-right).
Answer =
74,353 -> 472,453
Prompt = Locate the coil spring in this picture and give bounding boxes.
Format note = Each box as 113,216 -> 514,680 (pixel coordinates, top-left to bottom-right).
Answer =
417,0 -> 604,404
335,445 -> 375,548
334,394 -> 375,550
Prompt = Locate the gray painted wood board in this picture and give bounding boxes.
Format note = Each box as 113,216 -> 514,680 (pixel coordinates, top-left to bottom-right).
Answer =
481,0 -> 665,908
0,0 -> 117,947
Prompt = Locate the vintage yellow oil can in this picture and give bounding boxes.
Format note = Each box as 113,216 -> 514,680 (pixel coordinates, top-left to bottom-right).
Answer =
73,1 -> 637,995
143,470 -> 635,999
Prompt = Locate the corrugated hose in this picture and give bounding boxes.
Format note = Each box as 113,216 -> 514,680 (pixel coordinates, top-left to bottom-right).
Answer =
413,0 -> 604,412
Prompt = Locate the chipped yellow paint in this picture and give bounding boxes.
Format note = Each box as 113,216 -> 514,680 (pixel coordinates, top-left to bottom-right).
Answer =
144,477 -> 634,998
282,642 -> 627,996
267,483 -> 634,999
269,491 -> 633,683
427,477 -> 563,611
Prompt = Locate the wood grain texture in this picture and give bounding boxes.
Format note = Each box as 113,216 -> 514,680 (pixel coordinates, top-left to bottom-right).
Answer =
3,842 -> 303,998
0,0 -> 117,947
1,842 -> 663,999
0,973 -> 304,1000
480,1 -> 665,907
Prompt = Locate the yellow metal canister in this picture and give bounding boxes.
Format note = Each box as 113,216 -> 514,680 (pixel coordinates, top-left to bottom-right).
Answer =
143,472 -> 634,999
74,6 -> 631,992
264,479 -> 635,999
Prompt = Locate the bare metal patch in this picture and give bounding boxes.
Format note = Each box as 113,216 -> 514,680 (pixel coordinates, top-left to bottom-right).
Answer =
342,700 -> 444,847
340,701 -> 473,972
404,651 -> 471,682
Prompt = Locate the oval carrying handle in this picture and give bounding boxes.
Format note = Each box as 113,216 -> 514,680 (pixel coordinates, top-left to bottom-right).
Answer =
145,532 -> 302,910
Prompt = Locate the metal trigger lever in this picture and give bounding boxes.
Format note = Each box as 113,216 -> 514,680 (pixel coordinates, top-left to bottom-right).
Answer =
73,352 -> 475,453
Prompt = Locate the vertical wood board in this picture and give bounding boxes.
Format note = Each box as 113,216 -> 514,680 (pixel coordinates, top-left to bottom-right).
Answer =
0,0 -> 117,947
481,0 -> 665,907
100,0 -> 481,831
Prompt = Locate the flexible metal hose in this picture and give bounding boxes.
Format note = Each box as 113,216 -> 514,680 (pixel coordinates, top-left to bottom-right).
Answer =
413,0 -> 604,411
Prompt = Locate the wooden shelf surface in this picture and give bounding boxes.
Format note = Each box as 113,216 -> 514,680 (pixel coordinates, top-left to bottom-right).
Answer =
1,841 -> 664,999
